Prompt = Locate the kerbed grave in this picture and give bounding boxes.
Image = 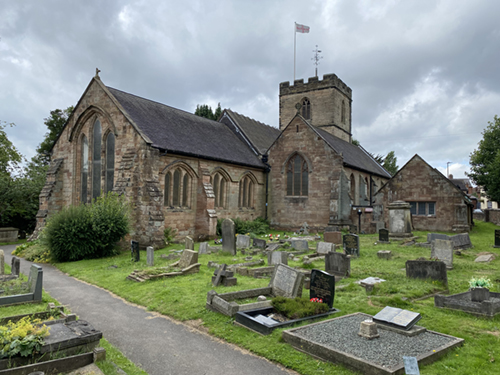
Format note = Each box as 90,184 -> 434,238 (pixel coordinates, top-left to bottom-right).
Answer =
0,264 -> 43,306
435,290 -> 500,317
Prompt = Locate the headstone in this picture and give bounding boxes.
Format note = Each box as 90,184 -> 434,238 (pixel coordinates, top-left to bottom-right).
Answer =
427,233 -> 449,243
185,236 -> 194,250
373,306 -> 422,330
291,239 -> 308,251
269,264 -> 304,298
324,226 -> 339,232
0,249 -> 4,275
388,201 -> 413,238
178,250 -> 199,269
221,219 -> 236,255
309,269 -> 335,309
324,231 -> 342,244
343,234 -> 359,257
299,222 -> 310,235
325,252 -> 350,277
268,251 -> 288,266
316,242 -> 335,255
146,246 -> 154,266
27,264 -> 43,302
236,235 -> 251,249
475,254 -> 495,263
213,264 -> 226,287
11,257 -> 20,276
495,230 -> 500,248
199,242 -> 208,254
252,238 -> 266,249
431,239 -> 453,269
131,240 -> 140,262
267,243 -> 282,252
449,233 -> 472,250
378,229 -> 389,243
377,250 -> 392,260
406,260 -> 447,285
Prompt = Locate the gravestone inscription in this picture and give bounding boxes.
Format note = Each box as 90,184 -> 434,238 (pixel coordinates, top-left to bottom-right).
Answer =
221,219 -> 236,255
325,252 -> 350,277
495,230 -> 500,248
131,240 -> 140,262
378,228 -> 389,243
373,306 -> 422,330
343,234 -> 359,257
270,264 -> 304,298
310,269 -> 335,309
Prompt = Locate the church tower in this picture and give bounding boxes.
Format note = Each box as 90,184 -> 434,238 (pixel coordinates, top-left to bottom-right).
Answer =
279,74 -> 352,143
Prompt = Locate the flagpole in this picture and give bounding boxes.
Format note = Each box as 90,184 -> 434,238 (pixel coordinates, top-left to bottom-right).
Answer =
294,22 -> 296,82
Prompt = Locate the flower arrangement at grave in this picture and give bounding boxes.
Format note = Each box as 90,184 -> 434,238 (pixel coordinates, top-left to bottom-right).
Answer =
469,277 -> 492,289
310,297 -> 324,303
0,317 -> 50,359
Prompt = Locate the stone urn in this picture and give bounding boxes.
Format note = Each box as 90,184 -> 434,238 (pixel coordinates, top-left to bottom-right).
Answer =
470,287 -> 490,302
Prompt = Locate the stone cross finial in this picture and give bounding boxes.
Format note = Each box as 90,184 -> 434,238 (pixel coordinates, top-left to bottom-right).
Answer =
95,68 -> 101,78
295,102 -> 302,114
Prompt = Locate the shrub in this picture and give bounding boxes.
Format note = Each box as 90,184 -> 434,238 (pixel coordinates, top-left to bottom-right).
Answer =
43,192 -> 129,262
0,317 -> 50,359
271,296 -> 329,320
216,217 -> 270,236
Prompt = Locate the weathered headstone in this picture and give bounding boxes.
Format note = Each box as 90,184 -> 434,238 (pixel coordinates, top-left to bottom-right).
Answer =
449,233 -> 472,250
221,219 -> 236,255
495,230 -> 500,248
185,236 -> 194,250
268,251 -> 288,266
269,264 -> 304,298
427,233 -> 449,243
431,239 -> 453,269
213,264 -> 226,287
406,260 -> 447,285
267,243 -> 282,252
11,256 -> 20,276
377,250 -> 392,260
27,264 -> 43,302
378,228 -> 389,243
291,239 -> 309,251
199,242 -> 208,254
324,231 -> 342,244
299,222 -> 310,235
236,234 -> 251,249
131,240 -> 140,262
212,264 -> 237,287
324,226 -> 339,232
0,249 -> 4,275
146,246 -> 154,266
343,234 -> 359,257
310,269 -> 335,309
178,250 -> 199,269
388,201 -> 413,238
252,238 -> 266,249
316,242 -> 335,254
325,252 -> 350,277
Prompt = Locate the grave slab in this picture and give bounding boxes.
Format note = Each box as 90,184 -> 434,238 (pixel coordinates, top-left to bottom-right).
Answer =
475,254 -> 494,263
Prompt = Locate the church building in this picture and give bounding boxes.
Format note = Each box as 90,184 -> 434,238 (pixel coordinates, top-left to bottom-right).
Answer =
35,72 -> 390,248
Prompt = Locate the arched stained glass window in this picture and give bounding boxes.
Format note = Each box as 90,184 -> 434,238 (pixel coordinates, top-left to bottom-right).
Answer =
286,154 -> 308,196
105,132 -> 115,193
239,175 -> 254,208
92,120 -> 102,199
81,135 -> 88,203
164,167 -> 192,208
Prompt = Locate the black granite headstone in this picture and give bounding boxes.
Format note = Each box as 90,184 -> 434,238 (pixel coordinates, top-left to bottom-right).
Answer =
379,228 -> 389,243
310,269 -> 335,309
131,240 -> 140,262
495,230 -> 500,248
343,234 -> 359,257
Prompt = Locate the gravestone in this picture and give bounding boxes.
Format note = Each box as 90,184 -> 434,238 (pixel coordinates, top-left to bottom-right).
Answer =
178,250 -> 199,269
267,251 -> 288,266
325,252 -> 350,277
199,242 -> 208,254
291,239 -> 308,251
131,240 -> 140,262
252,238 -> 266,249
0,249 -> 4,275
316,242 -> 335,255
495,230 -> 500,248
378,228 -> 389,243
146,246 -> 154,267
236,235 -> 251,249
406,260 -> 447,285
310,269 -> 335,309
299,222 -> 310,235
373,306 -> 422,330
403,356 -> 420,375
267,243 -> 282,252
475,254 -> 495,263
431,239 -> 453,269
449,233 -> 472,250
324,226 -> 339,232
221,219 -> 236,255
27,264 -> 43,302
427,233 -> 449,243
11,257 -> 20,276
212,264 -> 237,287
388,201 -> 413,238
185,236 -> 194,250
377,250 -> 392,260
324,231 -> 342,244
269,264 -> 304,298
343,234 -> 359,257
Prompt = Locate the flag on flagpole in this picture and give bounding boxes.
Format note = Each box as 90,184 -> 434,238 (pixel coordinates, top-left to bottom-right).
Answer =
295,23 -> 310,33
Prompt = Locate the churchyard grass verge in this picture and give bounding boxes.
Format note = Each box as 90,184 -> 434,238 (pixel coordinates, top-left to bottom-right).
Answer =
28,221 -> 500,374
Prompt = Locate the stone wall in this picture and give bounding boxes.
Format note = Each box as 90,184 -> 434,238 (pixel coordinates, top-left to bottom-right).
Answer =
485,209 -> 500,225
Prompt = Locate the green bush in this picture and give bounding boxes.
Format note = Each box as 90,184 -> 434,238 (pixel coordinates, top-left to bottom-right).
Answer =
43,192 -> 129,262
271,296 -> 329,320
216,217 -> 270,236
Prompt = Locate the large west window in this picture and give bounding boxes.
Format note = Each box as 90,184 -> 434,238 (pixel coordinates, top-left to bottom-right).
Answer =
92,119 -> 102,199
164,167 -> 192,208
409,201 -> 436,216
287,154 -> 308,196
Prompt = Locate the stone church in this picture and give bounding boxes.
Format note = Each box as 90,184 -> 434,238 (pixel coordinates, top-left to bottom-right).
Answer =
35,72 -> 390,248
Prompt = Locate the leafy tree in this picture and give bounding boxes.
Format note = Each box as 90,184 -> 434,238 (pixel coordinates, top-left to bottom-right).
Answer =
194,103 -> 222,121
469,115 -> 500,202
382,151 -> 398,176
0,121 -> 23,176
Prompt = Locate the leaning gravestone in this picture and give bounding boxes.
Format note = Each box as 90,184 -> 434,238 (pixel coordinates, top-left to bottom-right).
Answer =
406,260 -> 447,285
185,236 -> 194,250
221,219 -> 236,255
253,238 -> 266,249
131,240 -> 140,262
324,231 -> 342,244
427,233 -> 450,243
267,243 -> 282,252
11,257 -> 20,276
449,233 -> 472,250
0,249 -> 4,275
236,234 -> 251,249
268,251 -> 288,266
316,242 -> 335,255
343,234 -> 359,257
146,246 -> 154,267
28,264 -> 43,302
325,252 -> 350,277
199,242 -> 208,254
310,269 -> 335,309
431,239 -> 453,269
178,250 -> 199,269
378,228 -> 389,243
270,264 -> 304,298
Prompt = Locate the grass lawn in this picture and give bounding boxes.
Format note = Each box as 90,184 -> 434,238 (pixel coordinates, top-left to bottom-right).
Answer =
16,221 -> 500,374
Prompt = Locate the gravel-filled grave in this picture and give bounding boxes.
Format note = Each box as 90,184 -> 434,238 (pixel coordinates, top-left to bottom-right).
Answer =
282,312 -> 464,375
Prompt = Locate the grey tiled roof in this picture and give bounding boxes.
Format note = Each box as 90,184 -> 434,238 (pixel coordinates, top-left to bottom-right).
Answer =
314,127 -> 391,178
107,87 -> 266,169
221,110 -> 280,155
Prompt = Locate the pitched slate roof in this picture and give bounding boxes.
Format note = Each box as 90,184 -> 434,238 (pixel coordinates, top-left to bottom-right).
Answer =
107,87 -> 266,169
220,109 -> 281,155
313,126 -> 391,178
450,178 -> 470,192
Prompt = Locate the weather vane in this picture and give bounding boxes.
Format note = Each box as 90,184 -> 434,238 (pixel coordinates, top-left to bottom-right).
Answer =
312,45 -> 323,78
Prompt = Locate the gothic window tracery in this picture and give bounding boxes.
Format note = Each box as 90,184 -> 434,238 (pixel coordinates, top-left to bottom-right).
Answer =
164,166 -> 192,208
287,154 -> 308,196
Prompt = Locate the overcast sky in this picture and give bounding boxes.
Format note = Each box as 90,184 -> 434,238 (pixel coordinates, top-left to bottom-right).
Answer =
2,1 -> 499,179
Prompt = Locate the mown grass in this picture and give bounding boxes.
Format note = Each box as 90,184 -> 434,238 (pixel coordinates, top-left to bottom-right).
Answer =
16,222 -> 500,374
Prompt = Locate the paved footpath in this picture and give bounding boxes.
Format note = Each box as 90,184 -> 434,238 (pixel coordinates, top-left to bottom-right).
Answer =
2,245 -> 297,375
